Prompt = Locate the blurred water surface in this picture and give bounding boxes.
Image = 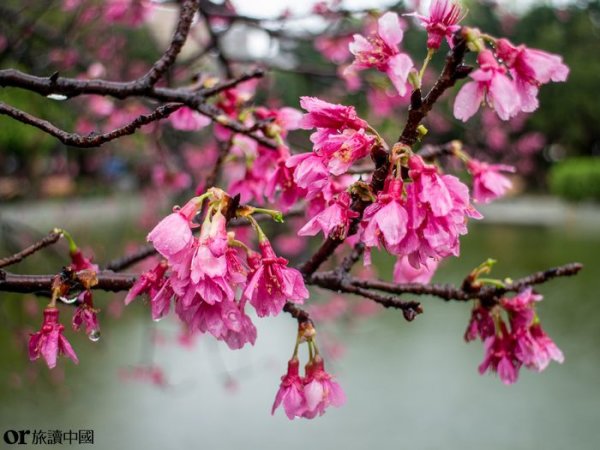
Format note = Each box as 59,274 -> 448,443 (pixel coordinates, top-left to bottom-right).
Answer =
0,217 -> 599,450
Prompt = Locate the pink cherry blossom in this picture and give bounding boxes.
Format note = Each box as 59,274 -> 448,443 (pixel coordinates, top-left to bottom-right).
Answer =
302,357 -> 346,418
177,298 -> 256,350
360,178 -> 409,260
514,323 -> 564,372
169,107 -> 211,132
265,149 -> 306,211
397,155 -> 481,267
299,96 -> 368,130
147,199 -> 199,258
70,248 -> 99,272
286,153 -> 329,199
299,191 -> 358,240
311,128 -> 376,176
72,290 -> 100,336
501,288 -> 564,372
272,358 -> 306,419
243,240 -> 309,317
467,159 -> 515,204
348,12 -> 414,95
125,261 -> 169,305
412,0 -> 464,49
501,287 -> 542,331
29,307 -> 79,369
496,38 -> 569,113
464,304 -> 496,342
478,330 -> 520,385
454,50 -> 520,121
393,255 -> 438,284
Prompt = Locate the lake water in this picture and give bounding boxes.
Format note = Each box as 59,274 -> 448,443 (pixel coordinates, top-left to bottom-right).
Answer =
0,217 -> 599,450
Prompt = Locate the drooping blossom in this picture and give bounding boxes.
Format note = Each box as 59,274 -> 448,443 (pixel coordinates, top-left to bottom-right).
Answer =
243,240 -> 309,317
478,326 -> 520,385
360,178 -> 409,263
398,155 -> 482,267
412,0 -> 464,49
169,107 -> 211,132
393,255 -> 438,284
467,159 -> 515,204
272,358 -> 306,419
286,153 -> 329,199
348,12 -> 414,95
302,356 -> 346,418
70,248 -> 99,273
29,307 -> 79,369
464,303 -> 496,342
468,288 -> 563,383
125,260 -> 167,300
515,323 -> 564,372
299,191 -> 358,240
265,147 -> 306,211
502,288 -> 564,372
454,50 -> 520,121
147,198 -> 200,258
496,38 -> 569,113
72,290 -> 100,337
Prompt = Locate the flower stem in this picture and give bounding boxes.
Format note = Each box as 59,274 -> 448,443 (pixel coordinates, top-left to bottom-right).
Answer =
418,48 -> 435,85
54,228 -> 78,253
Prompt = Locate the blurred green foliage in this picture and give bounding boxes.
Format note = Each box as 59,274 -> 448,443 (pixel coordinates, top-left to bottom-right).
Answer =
548,156 -> 600,201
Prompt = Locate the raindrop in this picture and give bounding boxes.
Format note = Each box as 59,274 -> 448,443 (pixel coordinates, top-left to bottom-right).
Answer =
47,93 -> 68,101
59,296 -> 79,304
152,317 -> 163,323
88,329 -> 101,342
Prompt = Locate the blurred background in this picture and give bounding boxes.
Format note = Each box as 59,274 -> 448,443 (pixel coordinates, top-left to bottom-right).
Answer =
1,0 -> 599,449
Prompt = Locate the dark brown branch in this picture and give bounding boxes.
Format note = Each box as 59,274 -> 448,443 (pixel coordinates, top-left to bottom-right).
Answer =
136,0 -> 199,88
0,230 -> 61,269
0,270 -> 136,294
283,302 -> 312,324
0,102 -> 182,148
104,244 -> 157,272
317,262 -> 583,303
399,36 -> 471,146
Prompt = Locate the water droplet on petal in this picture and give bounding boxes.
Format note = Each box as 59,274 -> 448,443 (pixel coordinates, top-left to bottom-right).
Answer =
88,329 -> 101,342
172,205 -> 181,213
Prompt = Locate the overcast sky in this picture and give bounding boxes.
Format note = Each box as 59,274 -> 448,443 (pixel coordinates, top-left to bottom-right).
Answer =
231,0 -> 577,18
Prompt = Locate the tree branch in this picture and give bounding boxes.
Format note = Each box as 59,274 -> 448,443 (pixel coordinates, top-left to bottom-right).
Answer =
0,102 -> 182,148
136,0 -> 199,88
0,230 -> 61,269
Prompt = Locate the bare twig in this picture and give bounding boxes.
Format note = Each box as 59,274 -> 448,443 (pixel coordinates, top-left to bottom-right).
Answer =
0,230 -> 61,269
0,102 -> 182,148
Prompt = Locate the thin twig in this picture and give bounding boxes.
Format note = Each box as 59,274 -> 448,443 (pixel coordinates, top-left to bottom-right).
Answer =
0,230 -> 61,269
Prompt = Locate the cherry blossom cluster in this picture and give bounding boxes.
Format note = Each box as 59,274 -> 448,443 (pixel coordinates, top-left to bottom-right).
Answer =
126,188 -> 309,349
290,95 -> 516,274
272,323 -> 345,419
454,31 -> 568,121
465,287 -> 564,384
